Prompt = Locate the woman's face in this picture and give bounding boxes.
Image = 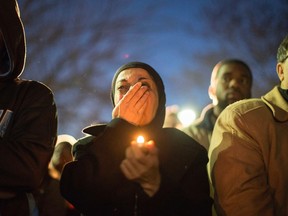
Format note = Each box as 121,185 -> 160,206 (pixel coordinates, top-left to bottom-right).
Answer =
114,68 -> 159,126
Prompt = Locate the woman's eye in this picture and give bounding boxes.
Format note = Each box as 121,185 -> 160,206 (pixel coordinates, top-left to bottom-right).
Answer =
117,85 -> 129,94
141,82 -> 150,88
118,85 -> 124,90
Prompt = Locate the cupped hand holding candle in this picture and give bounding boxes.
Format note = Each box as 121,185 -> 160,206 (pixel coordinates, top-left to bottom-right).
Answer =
120,134 -> 160,197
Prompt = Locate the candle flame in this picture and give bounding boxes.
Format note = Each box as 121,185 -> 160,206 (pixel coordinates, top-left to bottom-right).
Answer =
136,135 -> 145,144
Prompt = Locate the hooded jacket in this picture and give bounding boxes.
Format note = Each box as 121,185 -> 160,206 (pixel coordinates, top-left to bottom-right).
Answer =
0,0 -> 57,214
60,62 -> 212,216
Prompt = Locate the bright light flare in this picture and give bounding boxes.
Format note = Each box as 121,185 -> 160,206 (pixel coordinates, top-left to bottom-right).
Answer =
178,109 -> 196,127
136,135 -> 145,147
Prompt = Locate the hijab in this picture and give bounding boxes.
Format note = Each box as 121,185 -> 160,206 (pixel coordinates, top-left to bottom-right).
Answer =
83,62 -> 167,136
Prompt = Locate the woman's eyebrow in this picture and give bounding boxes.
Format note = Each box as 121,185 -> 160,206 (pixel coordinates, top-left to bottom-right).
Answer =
116,79 -> 128,84
138,77 -> 150,82
116,76 -> 151,84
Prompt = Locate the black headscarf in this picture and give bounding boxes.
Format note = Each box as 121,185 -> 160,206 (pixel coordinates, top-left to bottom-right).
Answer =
110,61 -> 166,130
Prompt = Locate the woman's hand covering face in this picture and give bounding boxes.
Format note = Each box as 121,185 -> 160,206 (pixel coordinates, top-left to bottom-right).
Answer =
112,68 -> 159,126
112,82 -> 150,126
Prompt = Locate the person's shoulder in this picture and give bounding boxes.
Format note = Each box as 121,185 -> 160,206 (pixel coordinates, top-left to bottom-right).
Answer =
164,127 -> 193,139
17,79 -> 54,94
223,98 -> 266,116
182,104 -> 213,132
161,128 -> 208,177
181,122 -> 201,138
72,135 -> 95,155
215,98 -> 272,137
16,79 -> 51,91
163,128 -> 207,153
74,135 -> 94,147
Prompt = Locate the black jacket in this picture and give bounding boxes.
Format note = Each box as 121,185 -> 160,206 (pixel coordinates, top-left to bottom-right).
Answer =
0,0 -> 57,214
61,118 -> 212,216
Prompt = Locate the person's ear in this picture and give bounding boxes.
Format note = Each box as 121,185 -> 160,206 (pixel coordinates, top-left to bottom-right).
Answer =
208,85 -> 216,101
276,62 -> 284,82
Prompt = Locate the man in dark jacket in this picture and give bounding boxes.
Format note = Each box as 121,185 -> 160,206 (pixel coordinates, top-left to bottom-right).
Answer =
0,0 -> 57,215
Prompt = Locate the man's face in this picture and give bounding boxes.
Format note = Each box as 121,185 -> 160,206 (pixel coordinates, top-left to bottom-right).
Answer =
210,63 -> 252,109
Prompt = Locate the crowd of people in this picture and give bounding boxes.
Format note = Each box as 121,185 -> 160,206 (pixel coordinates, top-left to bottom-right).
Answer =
1,0 -> 288,215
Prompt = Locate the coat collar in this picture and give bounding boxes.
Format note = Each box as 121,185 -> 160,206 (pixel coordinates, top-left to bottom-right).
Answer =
262,86 -> 288,122
82,124 -> 107,136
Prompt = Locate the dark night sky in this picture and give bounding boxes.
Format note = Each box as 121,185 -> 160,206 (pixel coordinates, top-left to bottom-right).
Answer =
18,0 -> 286,137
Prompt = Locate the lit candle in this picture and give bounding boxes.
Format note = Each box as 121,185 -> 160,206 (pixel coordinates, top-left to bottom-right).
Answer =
136,135 -> 145,147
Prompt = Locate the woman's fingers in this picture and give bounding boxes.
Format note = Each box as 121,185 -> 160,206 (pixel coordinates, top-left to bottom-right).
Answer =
134,90 -> 149,114
113,82 -> 150,124
121,82 -> 142,104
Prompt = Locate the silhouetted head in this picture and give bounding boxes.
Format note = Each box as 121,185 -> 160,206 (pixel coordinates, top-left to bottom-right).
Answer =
0,0 -> 26,81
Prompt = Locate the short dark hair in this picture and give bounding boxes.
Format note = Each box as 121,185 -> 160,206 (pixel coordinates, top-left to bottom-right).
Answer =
210,59 -> 253,87
277,35 -> 288,63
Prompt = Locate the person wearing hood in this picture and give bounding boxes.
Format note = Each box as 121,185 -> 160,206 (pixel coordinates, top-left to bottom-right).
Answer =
0,0 -> 57,215
60,62 -> 212,216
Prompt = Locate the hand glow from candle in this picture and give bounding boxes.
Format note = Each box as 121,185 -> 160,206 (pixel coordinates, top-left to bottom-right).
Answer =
136,135 -> 145,147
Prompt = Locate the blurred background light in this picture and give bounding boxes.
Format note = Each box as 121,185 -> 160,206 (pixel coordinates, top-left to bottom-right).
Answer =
178,108 -> 196,127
